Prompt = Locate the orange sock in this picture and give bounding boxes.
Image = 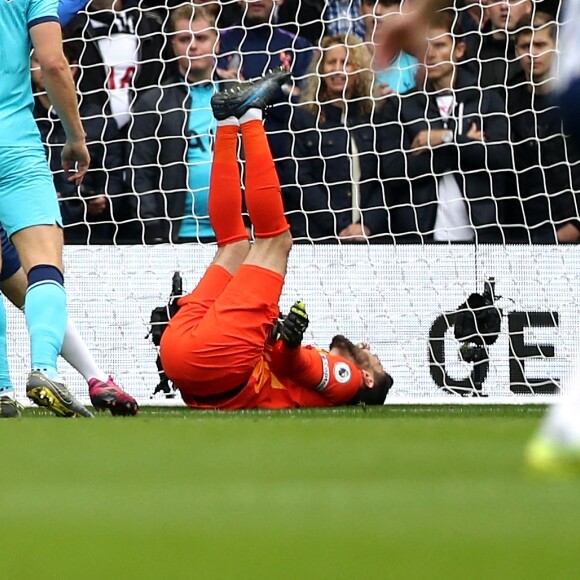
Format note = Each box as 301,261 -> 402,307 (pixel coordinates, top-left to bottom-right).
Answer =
240,119 -> 289,239
208,124 -> 249,246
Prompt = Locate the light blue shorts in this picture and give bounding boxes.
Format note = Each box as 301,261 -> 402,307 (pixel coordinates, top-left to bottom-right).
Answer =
0,146 -> 62,237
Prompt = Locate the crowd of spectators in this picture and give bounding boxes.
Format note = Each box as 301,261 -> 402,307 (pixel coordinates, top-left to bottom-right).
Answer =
33,0 -> 576,244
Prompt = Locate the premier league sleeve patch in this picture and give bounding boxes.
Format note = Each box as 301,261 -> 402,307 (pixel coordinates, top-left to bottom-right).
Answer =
333,362 -> 352,384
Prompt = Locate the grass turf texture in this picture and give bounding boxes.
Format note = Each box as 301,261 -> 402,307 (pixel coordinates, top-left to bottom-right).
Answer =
2,406 -> 579,579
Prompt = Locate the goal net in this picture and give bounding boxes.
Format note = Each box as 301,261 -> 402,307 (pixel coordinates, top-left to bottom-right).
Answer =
13,1 -> 579,405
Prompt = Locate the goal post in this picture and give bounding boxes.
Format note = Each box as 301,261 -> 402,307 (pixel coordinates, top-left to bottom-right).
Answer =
17,3 -> 577,405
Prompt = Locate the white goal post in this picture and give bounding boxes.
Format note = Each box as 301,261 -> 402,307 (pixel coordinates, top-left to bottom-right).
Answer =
17,3 -> 580,406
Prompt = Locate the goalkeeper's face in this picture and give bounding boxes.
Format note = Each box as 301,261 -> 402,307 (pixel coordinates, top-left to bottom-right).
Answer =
330,335 -> 392,404
329,335 -> 386,379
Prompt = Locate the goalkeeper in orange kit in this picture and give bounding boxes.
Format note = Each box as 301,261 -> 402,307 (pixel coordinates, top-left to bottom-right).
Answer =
159,69 -> 392,410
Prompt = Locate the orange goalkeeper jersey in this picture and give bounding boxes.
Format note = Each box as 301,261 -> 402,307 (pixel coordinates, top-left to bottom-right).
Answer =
180,341 -> 364,410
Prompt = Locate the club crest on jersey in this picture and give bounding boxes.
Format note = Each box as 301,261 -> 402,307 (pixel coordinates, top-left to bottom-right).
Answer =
334,362 -> 352,383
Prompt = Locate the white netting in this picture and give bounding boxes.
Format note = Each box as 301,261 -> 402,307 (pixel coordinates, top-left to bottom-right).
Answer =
19,0 -> 580,404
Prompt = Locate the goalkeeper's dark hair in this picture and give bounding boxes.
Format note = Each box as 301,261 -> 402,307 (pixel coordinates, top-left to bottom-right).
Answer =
349,371 -> 393,406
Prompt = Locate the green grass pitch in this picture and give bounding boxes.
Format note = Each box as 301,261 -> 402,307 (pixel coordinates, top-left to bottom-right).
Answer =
2,406 -> 579,579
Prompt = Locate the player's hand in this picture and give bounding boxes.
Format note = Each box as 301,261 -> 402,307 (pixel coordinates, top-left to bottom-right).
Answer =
374,7 -> 428,66
278,301 -> 309,348
62,138 -> 90,186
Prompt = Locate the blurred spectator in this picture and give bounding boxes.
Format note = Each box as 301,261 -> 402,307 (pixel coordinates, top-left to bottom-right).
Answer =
277,0 -> 326,44
188,1 -> 241,29
470,0 -> 532,92
217,0 -> 316,177
456,0 -> 489,64
377,11 -> 511,243
286,35 -> 387,241
322,0 -> 366,40
458,0 -> 489,33
137,0 -> 242,30
209,0 -> 325,43
360,0 -> 418,95
31,42 -> 125,244
58,0 -> 91,26
507,12 -> 580,243
129,4 -> 218,244
65,0 -> 166,129
65,0 -> 168,242
217,0 -> 314,82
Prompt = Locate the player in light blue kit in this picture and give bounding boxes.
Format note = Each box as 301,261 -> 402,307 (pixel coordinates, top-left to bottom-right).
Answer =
524,0 -> 580,474
0,0 -> 92,417
370,0 -> 580,474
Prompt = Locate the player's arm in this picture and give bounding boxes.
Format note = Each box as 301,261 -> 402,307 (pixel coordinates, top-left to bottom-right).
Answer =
29,22 -> 89,185
270,302 -> 361,404
270,343 -> 362,405
376,0 -> 452,61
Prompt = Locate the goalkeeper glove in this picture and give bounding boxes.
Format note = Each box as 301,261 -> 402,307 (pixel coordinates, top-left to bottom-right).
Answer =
278,301 -> 309,348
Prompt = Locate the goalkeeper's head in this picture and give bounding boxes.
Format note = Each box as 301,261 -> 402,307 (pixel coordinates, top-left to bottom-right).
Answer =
329,335 -> 393,405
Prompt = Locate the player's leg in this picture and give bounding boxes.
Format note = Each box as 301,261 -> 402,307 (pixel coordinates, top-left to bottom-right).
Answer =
526,5 -> 580,474
0,147 -> 92,417
0,230 -> 21,418
0,255 -> 138,416
526,362 -> 580,475
208,118 -> 251,274
202,72 -> 295,375
168,117 -> 252,322
0,249 -> 20,418
0,297 -> 20,418
161,70 -> 291,398
239,100 -> 292,277
160,117 -> 251,381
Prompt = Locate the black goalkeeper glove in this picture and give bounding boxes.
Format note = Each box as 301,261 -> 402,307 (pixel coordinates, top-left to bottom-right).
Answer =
277,301 -> 309,348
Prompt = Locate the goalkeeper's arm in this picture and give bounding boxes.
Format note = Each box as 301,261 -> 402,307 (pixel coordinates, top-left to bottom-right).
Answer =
269,302 -> 364,405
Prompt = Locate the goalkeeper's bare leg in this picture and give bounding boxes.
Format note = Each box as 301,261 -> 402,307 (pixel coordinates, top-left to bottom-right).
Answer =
0,234 -> 138,416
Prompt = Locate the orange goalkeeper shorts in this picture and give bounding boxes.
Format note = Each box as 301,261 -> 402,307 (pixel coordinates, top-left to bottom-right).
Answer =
160,263 -> 283,397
